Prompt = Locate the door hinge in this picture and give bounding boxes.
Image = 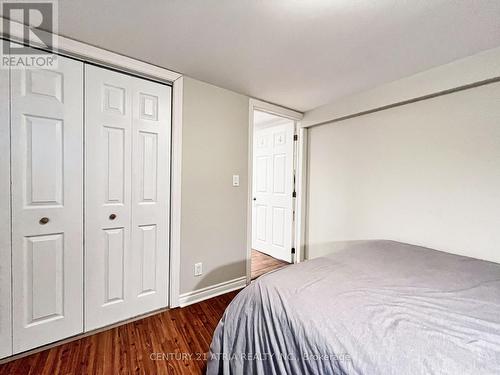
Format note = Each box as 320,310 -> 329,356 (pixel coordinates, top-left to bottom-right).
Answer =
293,134 -> 298,141
291,247 -> 296,254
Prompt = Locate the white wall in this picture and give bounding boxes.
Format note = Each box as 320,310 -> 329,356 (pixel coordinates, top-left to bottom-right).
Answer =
306,81 -> 500,263
180,77 -> 249,294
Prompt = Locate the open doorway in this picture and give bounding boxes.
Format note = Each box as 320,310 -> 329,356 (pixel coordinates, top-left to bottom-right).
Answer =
247,100 -> 305,282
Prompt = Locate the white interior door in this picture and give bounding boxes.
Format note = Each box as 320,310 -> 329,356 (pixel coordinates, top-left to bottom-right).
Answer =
0,66 -> 12,359
85,65 -> 171,331
10,51 -> 84,353
252,120 -> 294,262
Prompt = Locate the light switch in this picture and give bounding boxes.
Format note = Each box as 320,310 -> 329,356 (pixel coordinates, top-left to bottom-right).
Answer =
232,174 -> 240,187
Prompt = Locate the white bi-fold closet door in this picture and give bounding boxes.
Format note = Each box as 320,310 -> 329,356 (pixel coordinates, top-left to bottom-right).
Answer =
85,65 -> 171,331
10,52 -> 84,354
0,45 -> 171,357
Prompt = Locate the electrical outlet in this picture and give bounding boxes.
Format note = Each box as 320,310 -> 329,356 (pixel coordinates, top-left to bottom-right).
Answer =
194,262 -> 203,276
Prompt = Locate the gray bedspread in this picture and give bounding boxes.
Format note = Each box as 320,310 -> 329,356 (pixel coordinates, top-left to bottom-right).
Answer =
207,240 -> 500,374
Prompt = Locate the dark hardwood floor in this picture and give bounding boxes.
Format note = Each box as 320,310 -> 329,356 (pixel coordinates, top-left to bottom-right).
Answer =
251,249 -> 289,280
0,291 -> 239,375
0,252 -> 288,374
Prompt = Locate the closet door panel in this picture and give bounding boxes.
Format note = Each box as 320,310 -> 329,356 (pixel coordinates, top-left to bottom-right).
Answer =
131,81 -> 171,314
85,65 -> 133,330
0,67 -> 12,359
11,53 -> 84,353
85,65 -> 171,330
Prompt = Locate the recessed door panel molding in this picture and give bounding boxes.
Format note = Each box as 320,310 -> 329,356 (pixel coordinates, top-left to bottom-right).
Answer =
103,84 -> 126,115
11,47 -> 84,354
273,153 -> 286,194
25,234 -> 64,325
139,93 -> 158,121
26,69 -> 63,102
256,135 -> 267,148
103,228 -> 125,304
272,207 -> 286,248
138,224 -> 158,296
0,66 -> 12,359
256,156 -> 269,193
252,120 -> 294,262
274,131 -> 286,146
25,115 -> 64,206
85,64 -> 171,330
256,205 -> 267,241
138,131 -> 158,202
104,126 -> 126,204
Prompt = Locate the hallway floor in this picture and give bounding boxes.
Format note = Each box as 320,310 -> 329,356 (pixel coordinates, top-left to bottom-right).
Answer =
251,249 -> 289,280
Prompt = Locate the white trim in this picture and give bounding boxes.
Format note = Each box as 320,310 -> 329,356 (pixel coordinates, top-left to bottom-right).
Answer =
246,103 -> 255,284
55,37 -> 182,82
0,17 -> 182,82
178,277 -> 246,307
1,17 -> 183,309
295,126 -> 308,261
0,67 -> 11,359
301,45 -> 500,127
247,100 -> 304,284
249,98 -> 303,121
169,77 -> 183,308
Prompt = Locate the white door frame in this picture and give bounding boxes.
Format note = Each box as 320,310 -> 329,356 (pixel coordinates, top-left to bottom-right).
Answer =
1,17 -> 183,308
0,64 -> 11,359
247,99 -> 305,284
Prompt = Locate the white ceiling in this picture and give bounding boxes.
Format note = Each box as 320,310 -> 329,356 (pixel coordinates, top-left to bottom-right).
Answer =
26,1 -> 500,111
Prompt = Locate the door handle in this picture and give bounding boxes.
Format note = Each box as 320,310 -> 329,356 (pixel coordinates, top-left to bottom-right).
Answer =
39,217 -> 49,225
109,214 -> 117,220
253,197 -> 256,201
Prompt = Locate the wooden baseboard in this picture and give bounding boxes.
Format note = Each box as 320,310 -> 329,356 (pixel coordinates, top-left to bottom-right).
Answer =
178,276 -> 246,307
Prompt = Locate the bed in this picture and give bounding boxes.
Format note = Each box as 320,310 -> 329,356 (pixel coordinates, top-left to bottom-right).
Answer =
207,240 -> 500,374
